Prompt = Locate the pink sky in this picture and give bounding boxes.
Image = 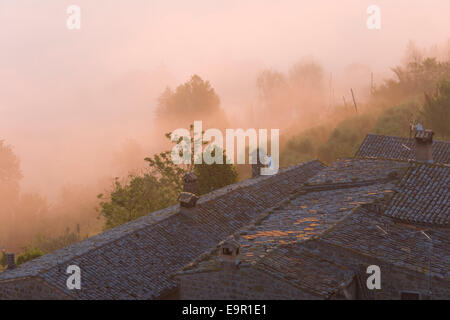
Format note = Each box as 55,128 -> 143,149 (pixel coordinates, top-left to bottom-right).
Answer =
0,0 -> 448,197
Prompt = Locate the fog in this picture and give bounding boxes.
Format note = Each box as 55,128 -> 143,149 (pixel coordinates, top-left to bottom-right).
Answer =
0,1 -> 449,247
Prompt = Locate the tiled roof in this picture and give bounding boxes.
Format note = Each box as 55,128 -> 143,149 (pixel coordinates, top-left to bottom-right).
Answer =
179,158 -> 408,296
0,160 -> 325,299
356,134 -> 450,164
320,208 -> 450,279
254,244 -> 354,298
384,163 -> 450,226
235,182 -> 397,262
308,158 -> 410,185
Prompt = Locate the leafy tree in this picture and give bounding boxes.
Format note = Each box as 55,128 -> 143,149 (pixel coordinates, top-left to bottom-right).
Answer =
280,125 -> 332,167
289,60 -> 325,91
317,114 -> 375,164
375,58 -> 450,104
0,140 -> 22,204
156,75 -> 227,129
0,250 -> 6,268
98,126 -> 238,229
157,75 -> 220,116
5,230 -> 84,267
280,137 -> 315,167
288,60 -> 326,110
256,69 -> 292,126
372,102 -> 420,137
194,147 -> 238,195
419,79 -> 450,139
255,61 -> 326,128
98,174 -> 175,230
33,229 -> 83,253
257,70 -> 288,101
0,140 -> 22,250
16,247 -> 43,266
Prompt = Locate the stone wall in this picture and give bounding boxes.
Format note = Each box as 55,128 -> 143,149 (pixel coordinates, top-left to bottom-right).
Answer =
0,277 -> 69,300
308,241 -> 450,300
178,264 -> 317,300
178,245 -> 449,300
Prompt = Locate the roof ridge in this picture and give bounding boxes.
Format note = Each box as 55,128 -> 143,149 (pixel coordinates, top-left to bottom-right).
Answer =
302,177 -> 395,192
354,133 -> 371,157
319,235 -> 445,279
362,132 -> 450,144
356,156 -> 450,167
197,159 -> 324,205
0,159 -> 325,283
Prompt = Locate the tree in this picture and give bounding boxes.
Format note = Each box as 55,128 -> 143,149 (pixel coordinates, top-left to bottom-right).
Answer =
403,40 -> 423,66
375,58 -> 450,104
98,174 -> 174,230
0,249 -> 6,268
98,126 -> 238,229
372,102 -> 420,137
289,60 -> 325,91
0,140 -> 22,204
257,70 -> 288,101
0,140 -> 22,248
194,147 -> 238,195
420,80 -> 450,139
14,192 -> 51,245
256,70 -> 291,127
156,75 -> 227,130
16,247 -> 43,266
147,125 -> 238,196
288,59 -> 326,121
317,114 -> 376,164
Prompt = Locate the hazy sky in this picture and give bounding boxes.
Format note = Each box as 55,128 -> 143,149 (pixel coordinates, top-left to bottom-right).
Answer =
0,0 -> 449,197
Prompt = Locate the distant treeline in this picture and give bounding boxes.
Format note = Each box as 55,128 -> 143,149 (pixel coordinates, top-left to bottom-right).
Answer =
280,57 -> 450,166
1,48 -> 449,267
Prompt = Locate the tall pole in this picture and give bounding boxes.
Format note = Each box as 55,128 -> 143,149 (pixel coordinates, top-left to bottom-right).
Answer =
329,72 -> 333,110
351,88 -> 358,113
371,72 -> 374,95
420,231 -> 433,300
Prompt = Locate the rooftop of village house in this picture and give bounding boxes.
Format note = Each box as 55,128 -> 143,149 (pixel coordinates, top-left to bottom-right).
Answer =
176,157 -> 449,297
356,133 -> 450,164
0,132 -> 449,300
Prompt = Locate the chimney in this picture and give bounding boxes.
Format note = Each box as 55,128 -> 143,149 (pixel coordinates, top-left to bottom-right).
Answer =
6,253 -> 16,270
251,149 -> 265,178
414,129 -> 434,163
178,192 -> 199,216
183,172 -> 198,195
219,238 -> 240,269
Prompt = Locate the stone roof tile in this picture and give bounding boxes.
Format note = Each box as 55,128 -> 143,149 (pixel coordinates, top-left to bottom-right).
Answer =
356,134 -> 450,164
0,160 -> 325,299
384,163 -> 449,226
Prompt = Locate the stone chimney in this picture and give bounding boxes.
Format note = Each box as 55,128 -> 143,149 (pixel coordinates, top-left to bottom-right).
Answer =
219,238 -> 240,269
251,149 -> 265,178
414,129 -> 434,163
178,192 -> 199,216
6,253 -> 16,270
183,172 -> 198,195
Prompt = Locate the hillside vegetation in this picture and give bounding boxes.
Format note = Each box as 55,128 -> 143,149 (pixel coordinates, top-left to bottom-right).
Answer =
281,58 -> 450,166
2,52 -> 449,267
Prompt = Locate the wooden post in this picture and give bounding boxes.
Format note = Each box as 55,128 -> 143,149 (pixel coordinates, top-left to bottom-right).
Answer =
371,72 -> 374,95
351,89 -> 358,113
329,73 -> 333,110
